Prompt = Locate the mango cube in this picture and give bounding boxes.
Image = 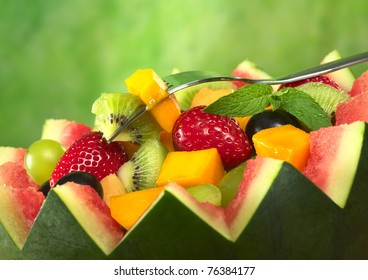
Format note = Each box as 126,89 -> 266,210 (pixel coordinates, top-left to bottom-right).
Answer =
156,148 -> 225,187
150,95 -> 181,133
125,69 -> 168,109
253,124 -> 310,171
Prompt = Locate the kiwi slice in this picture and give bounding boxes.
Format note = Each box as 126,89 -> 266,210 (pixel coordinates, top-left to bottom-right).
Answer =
117,139 -> 168,192
92,93 -> 160,143
295,82 -> 350,116
113,112 -> 161,144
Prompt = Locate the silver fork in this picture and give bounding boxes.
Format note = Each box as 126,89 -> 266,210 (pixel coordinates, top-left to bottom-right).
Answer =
107,51 -> 368,142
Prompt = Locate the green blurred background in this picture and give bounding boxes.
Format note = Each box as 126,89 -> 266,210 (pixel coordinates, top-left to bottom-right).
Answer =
1,0 -> 367,147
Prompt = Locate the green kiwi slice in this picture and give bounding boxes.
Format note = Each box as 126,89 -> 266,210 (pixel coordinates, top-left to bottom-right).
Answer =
117,139 -> 168,192
295,82 -> 350,116
92,93 -> 160,143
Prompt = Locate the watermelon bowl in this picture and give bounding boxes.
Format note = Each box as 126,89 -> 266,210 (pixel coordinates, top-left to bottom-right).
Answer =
1,50 -> 368,260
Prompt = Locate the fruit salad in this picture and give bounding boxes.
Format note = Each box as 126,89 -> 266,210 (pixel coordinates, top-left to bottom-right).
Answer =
1,50 -> 368,259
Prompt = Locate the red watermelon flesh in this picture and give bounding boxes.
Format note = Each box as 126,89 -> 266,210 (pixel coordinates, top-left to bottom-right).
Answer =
41,119 -> 92,148
0,147 -> 26,166
231,60 -> 273,89
335,92 -> 368,125
53,182 -> 124,255
348,70 -> 368,97
0,162 -> 39,190
0,185 -> 45,248
303,121 -> 364,208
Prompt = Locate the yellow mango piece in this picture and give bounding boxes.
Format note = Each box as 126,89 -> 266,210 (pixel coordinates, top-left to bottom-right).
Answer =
100,174 -> 127,207
156,148 -> 225,187
190,88 -> 234,108
110,186 -> 165,230
150,95 -> 181,133
125,69 -> 168,109
253,124 -> 310,171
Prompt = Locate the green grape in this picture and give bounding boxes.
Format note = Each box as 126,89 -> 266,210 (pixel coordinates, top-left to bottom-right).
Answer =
187,184 -> 222,206
25,139 -> 65,185
218,161 -> 247,208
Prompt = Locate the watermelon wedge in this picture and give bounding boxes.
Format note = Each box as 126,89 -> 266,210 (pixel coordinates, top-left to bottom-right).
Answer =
22,182 -> 124,259
0,185 -> 45,251
335,93 -> 368,125
303,121 -> 365,208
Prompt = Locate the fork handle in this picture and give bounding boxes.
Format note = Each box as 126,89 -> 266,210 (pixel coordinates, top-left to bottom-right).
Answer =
168,51 -> 368,93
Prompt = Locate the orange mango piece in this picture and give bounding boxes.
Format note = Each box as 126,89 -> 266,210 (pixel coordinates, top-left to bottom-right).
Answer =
125,69 -> 168,109
160,131 -> 175,152
253,124 -> 310,171
150,95 -> 181,133
190,88 -> 234,108
156,148 -> 225,187
110,186 -> 165,230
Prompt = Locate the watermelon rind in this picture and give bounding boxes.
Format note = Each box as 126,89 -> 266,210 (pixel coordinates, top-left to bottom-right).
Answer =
3,121 -> 368,259
22,190 -> 107,260
110,186 -> 235,260
337,122 -> 368,259
0,222 -> 24,259
233,160 -> 342,259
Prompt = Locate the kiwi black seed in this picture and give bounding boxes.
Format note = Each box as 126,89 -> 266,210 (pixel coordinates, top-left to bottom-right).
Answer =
92,92 -> 160,143
114,112 -> 161,145
117,138 -> 168,192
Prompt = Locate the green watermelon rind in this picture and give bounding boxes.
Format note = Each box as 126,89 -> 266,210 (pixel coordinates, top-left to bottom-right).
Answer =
1,122 -> 368,259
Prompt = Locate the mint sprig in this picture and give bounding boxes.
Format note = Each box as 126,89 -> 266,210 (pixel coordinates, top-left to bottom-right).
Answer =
204,84 -> 332,131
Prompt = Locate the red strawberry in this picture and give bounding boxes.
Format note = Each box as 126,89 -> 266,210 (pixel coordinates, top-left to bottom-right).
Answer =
172,105 -> 252,169
278,75 -> 341,90
49,131 -> 127,187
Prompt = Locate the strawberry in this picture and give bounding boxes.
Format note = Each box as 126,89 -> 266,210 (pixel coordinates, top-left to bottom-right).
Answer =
172,105 -> 252,169
49,131 -> 127,187
278,75 -> 341,90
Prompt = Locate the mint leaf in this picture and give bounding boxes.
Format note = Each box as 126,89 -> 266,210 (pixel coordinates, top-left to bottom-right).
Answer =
204,84 -> 273,117
277,88 -> 332,130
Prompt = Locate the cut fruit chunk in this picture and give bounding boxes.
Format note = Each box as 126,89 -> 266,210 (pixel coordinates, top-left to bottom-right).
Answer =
92,93 -> 153,143
0,147 -> 26,166
232,60 -> 276,90
100,173 -> 126,207
156,148 -> 225,188
111,186 -> 165,230
190,87 -> 234,108
321,50 -> 356,92
0,185 -> 45,249
348,70 -> 368,97
303,121 -> 364,208
0,162 -> 39,190
252,124 -> 310,171
117,139 -> 168,192
41,119 -> 92,149
125,69 -> 168,109
149,95 -> 181,133
335,92 -> 368,125
295,82 -> 350,117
